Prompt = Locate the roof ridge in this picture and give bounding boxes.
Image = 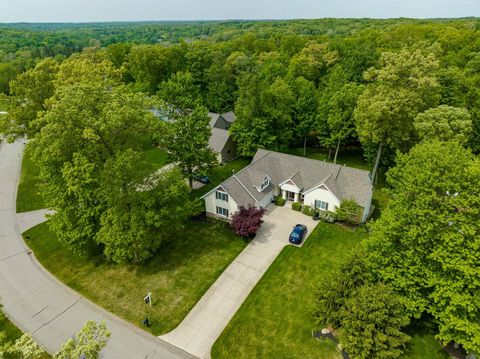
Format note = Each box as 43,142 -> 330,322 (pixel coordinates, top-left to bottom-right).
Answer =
233,175 -> 259,204
268,150 -> 371,174
335,165 -> 342,180
200,150 -> 272,200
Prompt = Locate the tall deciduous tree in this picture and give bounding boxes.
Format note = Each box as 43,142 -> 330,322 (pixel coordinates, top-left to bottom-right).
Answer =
1,58 -> 58,140
365,140 -> 480,353
326,82 -> 363,163
97,150 -> 193,263
157,71 -> 201,113
232,75 -> 294,156
288,42 -> 338,85
165,106 -> 217,188
290,77 -> 318,155
414,105 -> 472,144
32,81 -> 156,255
355,46 -> 440,181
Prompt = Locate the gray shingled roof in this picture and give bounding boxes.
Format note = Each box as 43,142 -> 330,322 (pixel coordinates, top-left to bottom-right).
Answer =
204,149 -> 373,209
221,112 -> 237,123
209,127 -> 230,153
208,112 -> 221,128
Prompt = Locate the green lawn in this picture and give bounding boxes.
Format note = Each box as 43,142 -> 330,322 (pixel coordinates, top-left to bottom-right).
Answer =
16,146 -> 45,213
144,147 -> 170,169
192,158 -> 251,198
24,220 -> 247,336
211,223 -> 447,359
0,307 -> 22,344
0,307 -> 50,358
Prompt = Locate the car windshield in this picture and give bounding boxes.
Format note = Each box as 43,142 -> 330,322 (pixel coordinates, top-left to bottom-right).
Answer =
291,231 -> 300,238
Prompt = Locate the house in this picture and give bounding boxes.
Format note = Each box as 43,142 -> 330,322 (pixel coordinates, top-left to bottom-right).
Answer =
151,107 -> 237,163
208,112 -> 237,163
201,149 -> 373,222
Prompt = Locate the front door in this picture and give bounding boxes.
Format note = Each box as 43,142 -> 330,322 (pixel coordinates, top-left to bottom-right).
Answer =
287,191 -> 295,202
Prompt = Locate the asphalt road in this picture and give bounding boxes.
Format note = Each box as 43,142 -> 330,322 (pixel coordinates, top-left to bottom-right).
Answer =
0,139 -> 195,359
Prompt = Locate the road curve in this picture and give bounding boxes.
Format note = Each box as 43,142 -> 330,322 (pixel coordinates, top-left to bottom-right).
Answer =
0,140 -> 195,359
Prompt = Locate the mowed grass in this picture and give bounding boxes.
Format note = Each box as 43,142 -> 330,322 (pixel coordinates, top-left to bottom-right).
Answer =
0,308 -> 50,358
16,146 -> 45,213
0,308 -> 22,343
212,222 -> 447,359
144,147 -> 170,169
212,223 -> 364,359
24,220 -> 247,336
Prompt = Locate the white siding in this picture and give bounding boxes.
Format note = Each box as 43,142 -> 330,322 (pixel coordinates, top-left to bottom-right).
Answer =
303,186 -> 340,212
204,189 -> 239,219
258,190 -> 274,208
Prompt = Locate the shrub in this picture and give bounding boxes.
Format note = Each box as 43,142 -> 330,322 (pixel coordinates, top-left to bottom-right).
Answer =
275,196 -> 285,206
231,205 -> 266,238
292,202 -> 302,211
302,205 -> 314,216
318,210 -> 336,223
335,199 -> 360,225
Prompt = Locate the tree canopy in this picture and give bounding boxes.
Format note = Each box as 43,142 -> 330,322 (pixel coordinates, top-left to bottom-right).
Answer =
365,140 -> 480,353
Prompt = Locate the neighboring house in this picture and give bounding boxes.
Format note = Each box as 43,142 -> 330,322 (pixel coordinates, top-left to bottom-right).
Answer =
201,149 -> 373,222
151,107 -> 237,163
208,112 -> 237,163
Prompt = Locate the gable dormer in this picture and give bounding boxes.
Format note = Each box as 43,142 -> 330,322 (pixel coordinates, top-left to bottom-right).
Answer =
260,175 -> 271,191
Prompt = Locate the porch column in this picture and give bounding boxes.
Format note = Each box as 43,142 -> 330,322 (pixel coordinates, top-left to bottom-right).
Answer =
294,192 -> 300,203
282,189 -> 287,200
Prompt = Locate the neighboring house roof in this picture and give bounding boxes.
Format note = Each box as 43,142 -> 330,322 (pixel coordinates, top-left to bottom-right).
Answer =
208,112 -> 221,128
202,149 -> 373,210
221,112 -> 237,124
208,112 -> 237,155
209,127 -> 231,153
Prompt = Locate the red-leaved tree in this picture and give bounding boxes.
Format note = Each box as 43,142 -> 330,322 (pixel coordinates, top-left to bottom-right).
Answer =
230,205 -> 266,238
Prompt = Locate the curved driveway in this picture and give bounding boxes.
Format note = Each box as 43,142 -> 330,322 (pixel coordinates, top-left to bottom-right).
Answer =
0,140 -> 194,358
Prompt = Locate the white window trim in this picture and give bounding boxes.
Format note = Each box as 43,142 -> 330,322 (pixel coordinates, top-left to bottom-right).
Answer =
315,200 -> 329,211
216,206 -> 229,218
216,190 -> 229,202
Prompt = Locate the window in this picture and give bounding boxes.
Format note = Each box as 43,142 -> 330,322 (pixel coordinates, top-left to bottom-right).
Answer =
315,200 -> 329,211
216,206 -> 229,217
216,191 -> 228,202
260,176 -> 270,191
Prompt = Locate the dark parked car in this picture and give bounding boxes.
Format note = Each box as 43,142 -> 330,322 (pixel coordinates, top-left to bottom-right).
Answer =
289,224 -> 307,245
192,174 -> 210,184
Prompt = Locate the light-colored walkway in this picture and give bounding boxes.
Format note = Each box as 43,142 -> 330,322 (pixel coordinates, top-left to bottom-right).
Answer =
160,205 -> 319,358
16,209 -> 54,233
0,140 -> 194,359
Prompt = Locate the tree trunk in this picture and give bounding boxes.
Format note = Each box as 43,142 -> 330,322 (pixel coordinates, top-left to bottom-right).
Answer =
328,146 -> 332,160
371,142 -> 383,184
188,176 -> 193,189
333,139 -> 341,164
303,136 -> 307,156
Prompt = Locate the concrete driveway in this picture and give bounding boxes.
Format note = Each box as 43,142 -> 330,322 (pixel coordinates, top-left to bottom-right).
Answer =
160,205 -> 319,358
0,140 -> 193,359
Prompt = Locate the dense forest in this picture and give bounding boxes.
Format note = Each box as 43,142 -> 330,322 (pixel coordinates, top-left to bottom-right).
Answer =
1,18 -> 480,358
